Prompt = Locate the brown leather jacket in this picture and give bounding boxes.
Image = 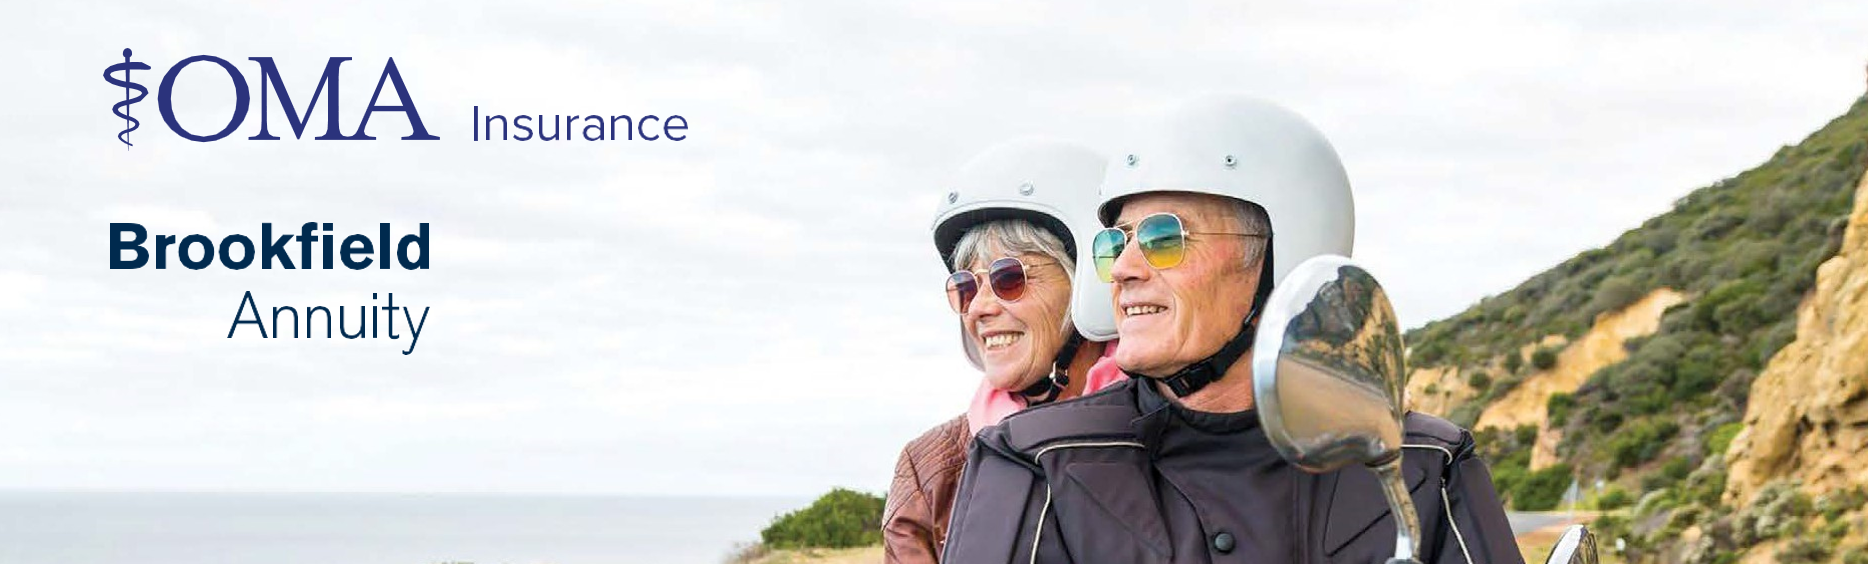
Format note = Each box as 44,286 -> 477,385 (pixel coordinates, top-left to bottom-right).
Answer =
883,414 -> 970,564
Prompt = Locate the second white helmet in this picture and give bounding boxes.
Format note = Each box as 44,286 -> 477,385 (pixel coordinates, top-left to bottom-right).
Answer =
933,138 -> 1118,368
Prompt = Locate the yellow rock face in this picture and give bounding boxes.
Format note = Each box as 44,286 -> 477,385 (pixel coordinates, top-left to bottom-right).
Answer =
1405,365 -> 1474,418
1460,289 -> 1687,470
1473,289 -> 1688,432
1406,335 -> 1557,420
1725,171 -> 1868,504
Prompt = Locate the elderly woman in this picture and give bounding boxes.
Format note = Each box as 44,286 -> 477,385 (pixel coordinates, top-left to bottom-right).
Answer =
882,139 -> 1124,564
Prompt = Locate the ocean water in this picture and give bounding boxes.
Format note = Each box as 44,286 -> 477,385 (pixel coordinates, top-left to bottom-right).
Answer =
0,492 -> 811,564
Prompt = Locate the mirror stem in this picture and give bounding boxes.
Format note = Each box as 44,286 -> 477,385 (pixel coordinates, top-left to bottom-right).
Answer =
1371,457 -> 1422,564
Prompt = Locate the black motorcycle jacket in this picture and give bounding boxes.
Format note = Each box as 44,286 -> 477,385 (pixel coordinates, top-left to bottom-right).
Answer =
941,378 -> 1525,564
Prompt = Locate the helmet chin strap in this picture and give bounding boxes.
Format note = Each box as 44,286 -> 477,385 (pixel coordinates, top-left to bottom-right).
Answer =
1017,332 -> 1083,406
1130,243 -> 1275,399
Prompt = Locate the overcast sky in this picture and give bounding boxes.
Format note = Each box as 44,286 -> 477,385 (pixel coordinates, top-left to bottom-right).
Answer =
2,0 -> 1866,497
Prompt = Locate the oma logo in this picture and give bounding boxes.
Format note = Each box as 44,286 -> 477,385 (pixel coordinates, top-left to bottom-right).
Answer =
105,48 -> 438,147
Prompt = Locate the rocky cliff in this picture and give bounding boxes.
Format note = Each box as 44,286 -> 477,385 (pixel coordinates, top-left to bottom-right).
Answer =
1724,169 -> 1868,505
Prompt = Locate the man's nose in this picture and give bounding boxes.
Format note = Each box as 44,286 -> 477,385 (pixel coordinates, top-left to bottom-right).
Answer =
1108,235 -> 1152,284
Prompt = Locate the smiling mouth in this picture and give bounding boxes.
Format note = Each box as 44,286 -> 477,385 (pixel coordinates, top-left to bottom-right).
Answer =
983,332 -> 1024,350
1123,305 -> 1167,316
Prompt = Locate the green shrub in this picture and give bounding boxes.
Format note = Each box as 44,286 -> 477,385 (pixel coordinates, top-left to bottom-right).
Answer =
1822,517 -> 1849,540
1706,422 -> 1744,456
1531,347 -> 1560,370
760,488 -> 886,549
1547,393 -> 1575,425
1776,536 -> 1833,563
1662,457 -> 1693,481
1638,473 -> 1669,494
1635,487 -> 1681,519
1590,410 -> 1624,434
1489,447 -> 1533,504
1467,371 -> 1492,391
1592,514 -> 1633,550
1642,457 -> 1697,493
1681,468 -> 1727,507
1609,419 -> 1680,470
1696,279 -> 1768,335
1504,352 -> 1523,374
1753,320 -> 1798,369
1448,402 -> 1483,429
1512,463 -> 1573,511
1816,487 -> 1867,523
1591,275 -> 1645,317
1735,482 -> 1815,545
1628,388 -> 1671,416
1671,341 -> 1725,400
1514,425 -> 1539,446
1666,505 -> 1706,533
1596,487 -> 1632,510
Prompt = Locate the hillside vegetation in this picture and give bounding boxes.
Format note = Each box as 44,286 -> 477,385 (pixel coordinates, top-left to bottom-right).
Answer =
1405,95 -> 1867,539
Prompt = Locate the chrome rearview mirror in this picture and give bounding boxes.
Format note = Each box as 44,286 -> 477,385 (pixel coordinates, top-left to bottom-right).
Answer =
1252,255 -> 1418,563
1544,525 -> 1598,564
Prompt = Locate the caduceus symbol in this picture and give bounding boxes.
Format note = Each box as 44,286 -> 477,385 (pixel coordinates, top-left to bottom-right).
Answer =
103,48 -> 151,149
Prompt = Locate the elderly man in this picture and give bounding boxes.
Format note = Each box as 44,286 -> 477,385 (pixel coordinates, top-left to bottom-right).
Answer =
940,96 -> 1522,564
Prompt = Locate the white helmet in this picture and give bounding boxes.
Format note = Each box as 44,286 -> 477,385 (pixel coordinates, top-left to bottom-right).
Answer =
1078,94 -> 1355,324
1079,94 -> 1355,395
933,138 -> 1117,370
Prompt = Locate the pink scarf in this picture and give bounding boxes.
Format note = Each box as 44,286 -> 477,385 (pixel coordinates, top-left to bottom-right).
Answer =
965,341 -> 1126,435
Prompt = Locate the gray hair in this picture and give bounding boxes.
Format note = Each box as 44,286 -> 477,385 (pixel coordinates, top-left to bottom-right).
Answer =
951,219 -> 1075,277
1230,200 -> 1271,236
1230,200 -> 1272,268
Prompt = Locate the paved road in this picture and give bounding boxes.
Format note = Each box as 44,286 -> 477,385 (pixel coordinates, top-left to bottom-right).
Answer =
1508,511 -> 1578,536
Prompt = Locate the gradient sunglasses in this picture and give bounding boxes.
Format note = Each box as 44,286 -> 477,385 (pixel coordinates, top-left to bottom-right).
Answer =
1091,212 -> 1267,283
946,257 -> 1057,314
